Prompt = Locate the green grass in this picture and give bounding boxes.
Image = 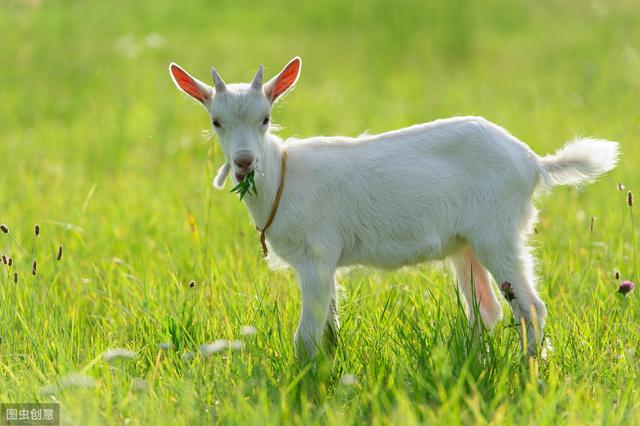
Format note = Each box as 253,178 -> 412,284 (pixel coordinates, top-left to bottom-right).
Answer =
1,0 -> 639,424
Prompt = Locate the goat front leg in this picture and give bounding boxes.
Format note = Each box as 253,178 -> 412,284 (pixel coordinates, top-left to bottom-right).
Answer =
323,293 -> 340,356
294,261 -> 337,361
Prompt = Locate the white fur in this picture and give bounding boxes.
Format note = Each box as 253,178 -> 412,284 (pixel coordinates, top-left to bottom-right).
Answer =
170,58 -> 619,358
539,138 -> 619,186
213,163 -> 230,189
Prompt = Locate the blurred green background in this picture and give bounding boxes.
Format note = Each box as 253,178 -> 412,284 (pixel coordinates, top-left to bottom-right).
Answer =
2,0 -> 638,222
1,0 -> 639,424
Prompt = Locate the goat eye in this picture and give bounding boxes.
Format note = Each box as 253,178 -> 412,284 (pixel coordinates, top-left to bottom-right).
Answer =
262,116 -> 270,126
212,119 -> 222,129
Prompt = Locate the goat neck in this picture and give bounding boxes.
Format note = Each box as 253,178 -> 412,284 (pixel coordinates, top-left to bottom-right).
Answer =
241,134 -> 285,230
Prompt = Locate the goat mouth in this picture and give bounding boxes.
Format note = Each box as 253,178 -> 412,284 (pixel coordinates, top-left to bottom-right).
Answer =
235,170 -> 253,182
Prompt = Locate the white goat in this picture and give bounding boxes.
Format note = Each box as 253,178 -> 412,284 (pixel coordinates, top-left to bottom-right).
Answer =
169,57 -> 619,358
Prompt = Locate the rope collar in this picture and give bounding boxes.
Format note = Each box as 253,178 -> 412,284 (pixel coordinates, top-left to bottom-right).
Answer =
256,150 -> 287,257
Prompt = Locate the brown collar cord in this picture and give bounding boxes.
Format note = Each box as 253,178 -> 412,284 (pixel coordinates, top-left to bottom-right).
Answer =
256,150 -> 287,257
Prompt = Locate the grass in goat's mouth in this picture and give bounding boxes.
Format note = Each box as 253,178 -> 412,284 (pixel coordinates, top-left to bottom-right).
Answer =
231,171 -> 258,200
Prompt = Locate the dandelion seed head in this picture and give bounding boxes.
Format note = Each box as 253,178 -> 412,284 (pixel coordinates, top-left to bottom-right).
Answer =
59,373 -> 97,389
229,340 -> 245,350
103,348 -> 137,362
132,378 -> 148,392
200,340 -> 230,356
241,325 -> 257,336
540,337 -> 554,360
181,351 -> 195,362
341,374 -> 357,385
40,384 -> 57,395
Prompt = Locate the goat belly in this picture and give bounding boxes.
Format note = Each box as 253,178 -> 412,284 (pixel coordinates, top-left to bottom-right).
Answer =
339,232 -> 463,269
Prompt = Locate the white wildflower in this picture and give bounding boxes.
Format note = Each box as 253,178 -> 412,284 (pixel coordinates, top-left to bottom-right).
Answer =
200,339 -> 245,356
341,374 -> 357,385
200,340 -> 229,356
181,351 -> 195,362
229,340 -> 245,350
132,378 -> 148,392
241,325 -> 257,336
540,337 -> 554,360
103,348 -> 136,362
59,373 -> 97,389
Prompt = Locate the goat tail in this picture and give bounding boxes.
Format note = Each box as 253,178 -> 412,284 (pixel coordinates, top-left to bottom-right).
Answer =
538,138 -> 620,186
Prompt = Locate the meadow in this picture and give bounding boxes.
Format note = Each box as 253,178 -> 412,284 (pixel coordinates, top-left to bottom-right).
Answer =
1,0 -> 639,424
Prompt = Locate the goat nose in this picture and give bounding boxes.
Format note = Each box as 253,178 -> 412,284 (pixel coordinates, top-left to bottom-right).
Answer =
234,155 -> 254,169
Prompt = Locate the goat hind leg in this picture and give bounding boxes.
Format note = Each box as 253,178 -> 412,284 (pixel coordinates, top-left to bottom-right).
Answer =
450,245 -> 502,330
472,237 -> 547,356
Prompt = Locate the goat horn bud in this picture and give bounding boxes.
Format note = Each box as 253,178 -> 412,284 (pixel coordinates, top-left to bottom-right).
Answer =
211,68 -> 227,92
251,64 -> 264,90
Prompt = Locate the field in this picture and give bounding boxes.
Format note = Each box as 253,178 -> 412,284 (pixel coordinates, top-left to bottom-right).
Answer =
1,0 -> 639,424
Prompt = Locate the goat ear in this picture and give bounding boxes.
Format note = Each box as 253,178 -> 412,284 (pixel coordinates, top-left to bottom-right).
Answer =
264,57 -> 301,103
169,63 -> 213,106
213,163 -> 230,189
